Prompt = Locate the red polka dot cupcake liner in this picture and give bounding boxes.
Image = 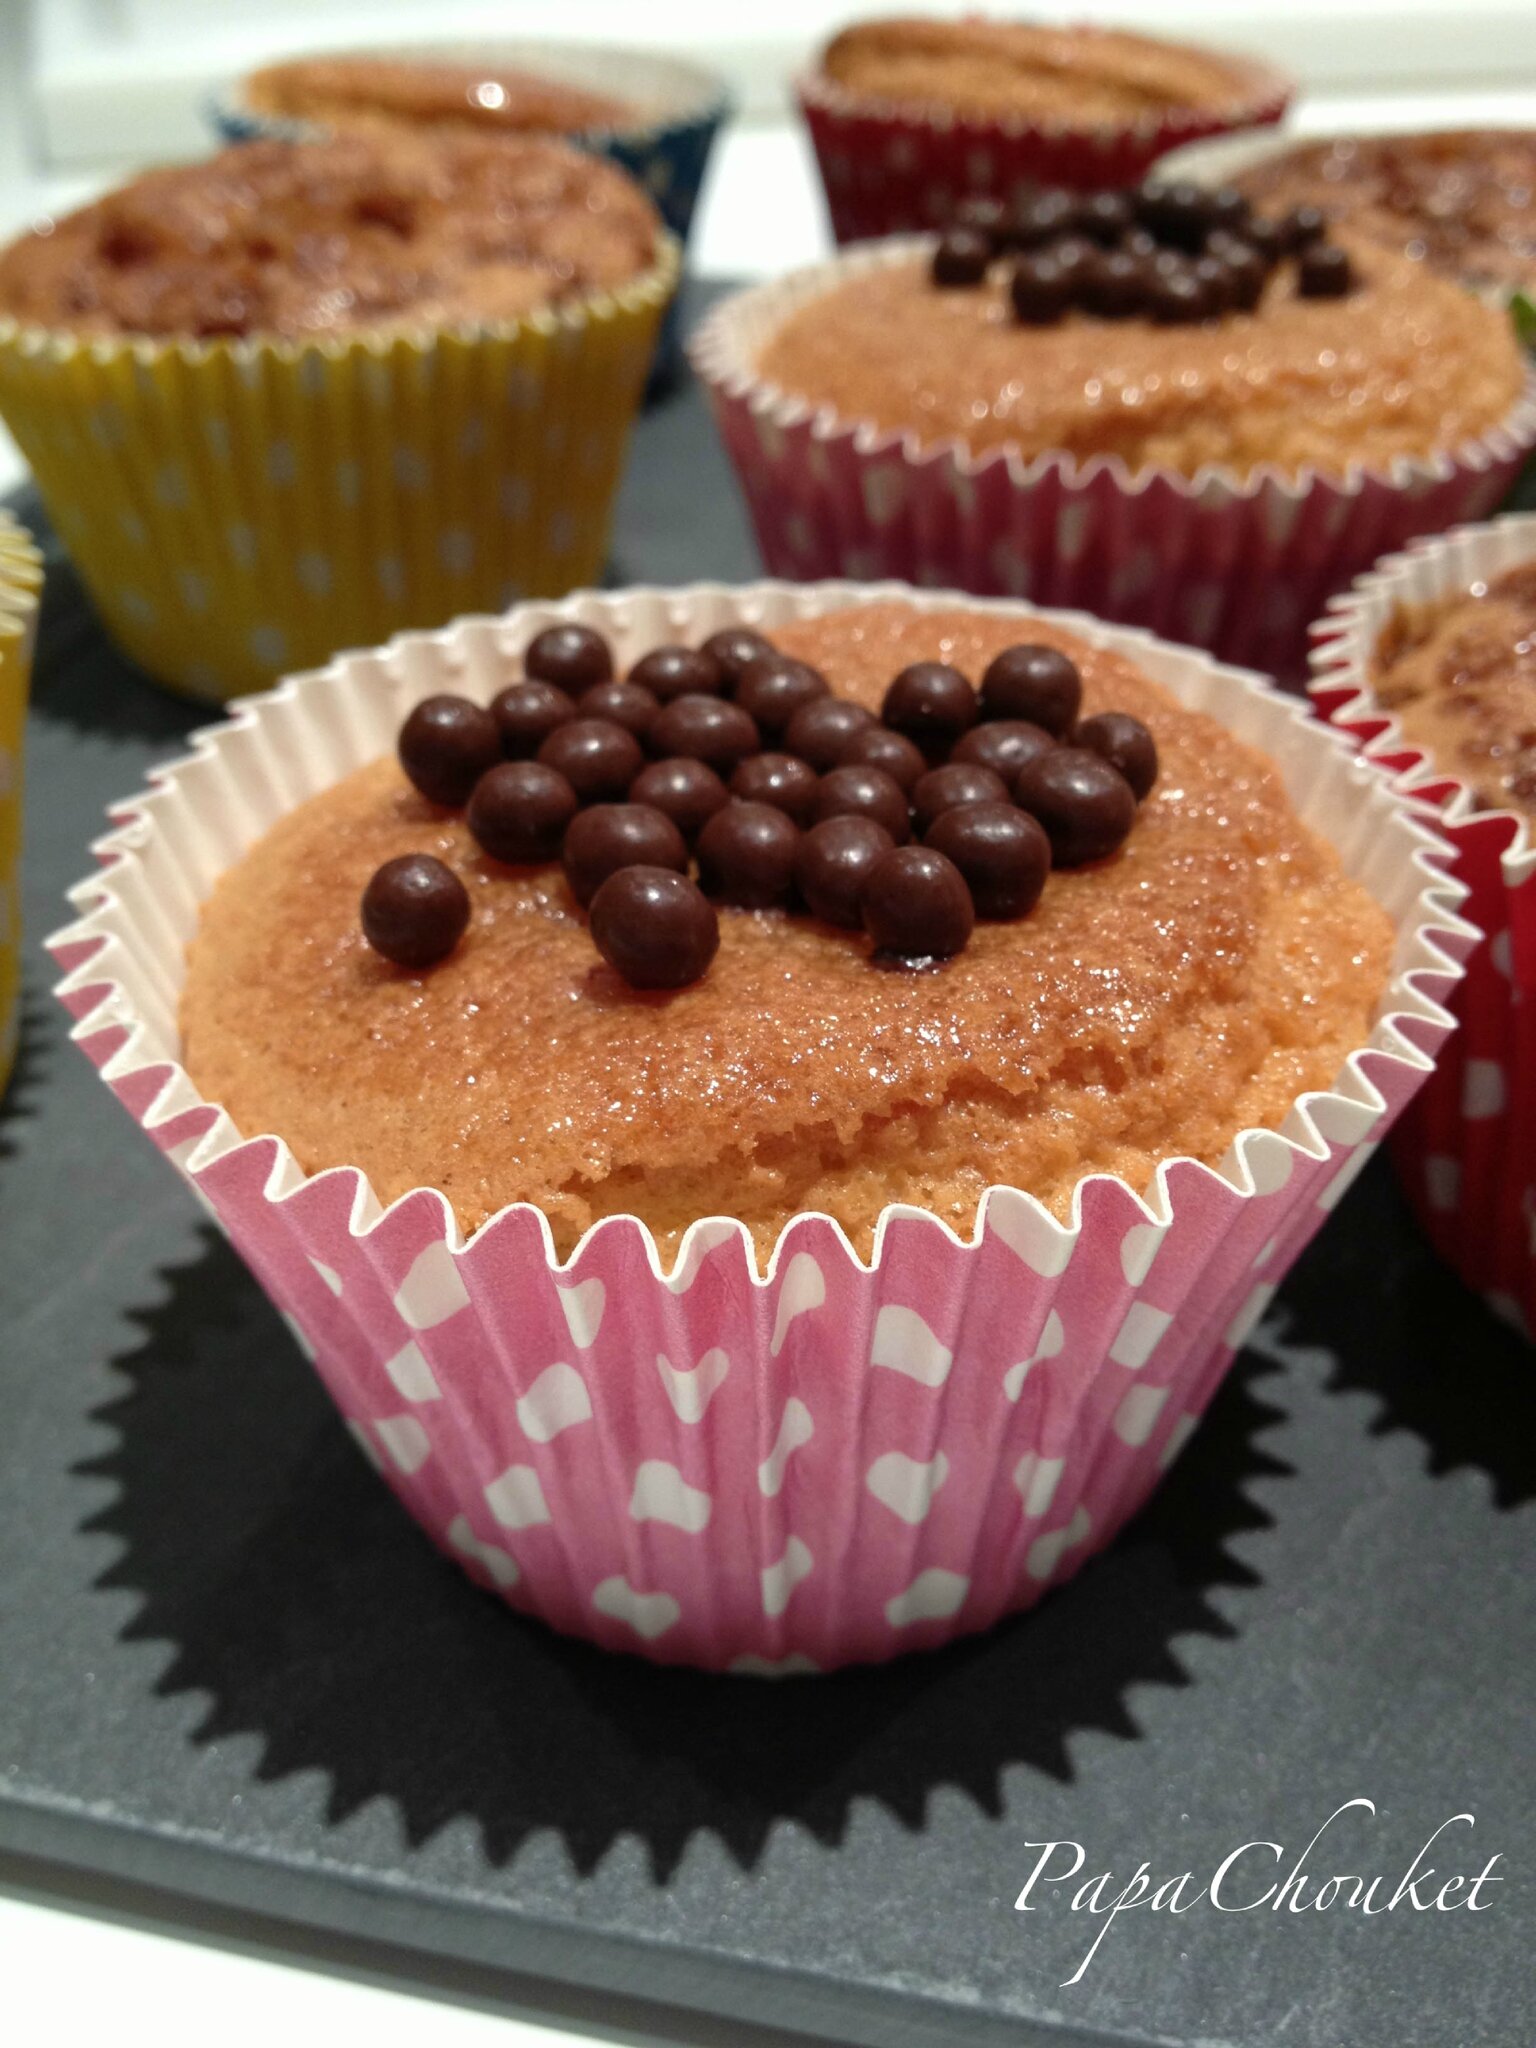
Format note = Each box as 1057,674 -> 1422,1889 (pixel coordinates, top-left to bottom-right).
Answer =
690,242 -> 1536,685
50,582 -> 1469,1670
1311,515 -> 1536,1340
795,53 -> 1290,245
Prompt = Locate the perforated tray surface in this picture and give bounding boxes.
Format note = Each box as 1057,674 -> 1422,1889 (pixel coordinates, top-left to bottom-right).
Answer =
2,317 -> 1532,2047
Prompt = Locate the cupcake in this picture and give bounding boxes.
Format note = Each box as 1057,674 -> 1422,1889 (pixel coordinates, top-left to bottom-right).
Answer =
692,182 -> 1536,679
0,133 -> 677,700
798,13 -> 1289,243
1311,514 -> 1536,1337
51,580 -> 1468,1669
1160,128 -> 1536,305
214,41 -> 730,375
0,510 -> 42,1096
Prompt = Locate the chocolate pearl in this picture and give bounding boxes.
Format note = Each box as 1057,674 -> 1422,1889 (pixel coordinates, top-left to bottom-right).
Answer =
1211,241 -> 1266,311
1134,179 -> 1212,250
467,760 -> 578,864
629,756 -> 730,840
1281,203 -> 1328,252
925,801 -> 1051,920
882,661 -> 977,758
951,718 -> 1056,781
1008,188 -> 1079,249
1121,226 -> 1158,260
1191,252 -> 1235,315
398,694 -> 501,807
1208,185 -> 1251,231
1079,247 -> 1146,319
696,800 -> 800,908
1075,710 -> 1159,800
1297,242 -> 1355,298
731,751 -> 821,826
735,654 -> 830,737
1148,265 -> 1207,324
701,626 -> 776,689
1010,251 -> 1072,325
648,693 -> 761,773
794,815 -> 895,928
783,695 -> 875,772
578,680 -> 658,740
1240,214 -> 1286,265
814,764 -> 912,843
979,643 -> 1082,733
1013,746 -> 1137,866
911,760 -> 1010,833
839,723 -> 927,792
524,622 -> 612,691
1079,190 -> 1133,245
361,854 -> 470,969
954,193 -> 1007,246
589,866 -> 719,991
1045,233 -> 1098,282
562,802 -> 687,908
537,717 -> 644,803
629,643 -> 727,702
933,228 -> 991,286
861,846 -> 975,961
491,679 -> 577,760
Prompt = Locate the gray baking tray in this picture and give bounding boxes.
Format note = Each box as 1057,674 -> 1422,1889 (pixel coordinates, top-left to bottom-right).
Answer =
1,301 -> 1532,2046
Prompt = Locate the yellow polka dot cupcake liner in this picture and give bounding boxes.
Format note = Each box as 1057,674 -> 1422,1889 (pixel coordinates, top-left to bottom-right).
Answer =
0,510 -> 42,1094
0,241 -> 677,702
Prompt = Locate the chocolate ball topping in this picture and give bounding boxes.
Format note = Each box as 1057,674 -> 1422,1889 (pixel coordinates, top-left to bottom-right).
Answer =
524,622 -> 612,692
589,867 -> 719,991
882,661 -> 978,758
731,751 -> 821,827
911,760 -> 1010,833
794,815 -> 896,929
925,802 -> 1051,920
491,680 -> 576,760
697,801 -> 801,908
735,654 -> 830,737
362,854 -> 470,969
838,723 -> 928,792
537,716 -> 645,803
951,718 -> 1056,781
814,764 -> 912,843
783,695 -> 875,771
1014,746 -> 1137,866
933,228 -> 991,287
979,644 -> 1082,734
629,644 -> 727,702
700,626 -> 776,688
398,694 -> 501,808
629,756 -> 730,840
1010,250 -> 1073,325
467,760 -> 578,865
648,693 -> 761,773
861,846 -> 975,961
1297,242 -> 1355,298
1075,711 -> 1159,801
561,803 -> 688,909
578,680 -> 658,740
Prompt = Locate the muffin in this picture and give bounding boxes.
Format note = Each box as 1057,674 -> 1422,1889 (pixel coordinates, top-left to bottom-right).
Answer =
1162,129 -> 1536,303
242,53 -> 635,137
0,511 -> 42,1097
52,582 -> 1468,1667
798,13 -> 1289,242
1312,515 -> 1536,1338
0,134 -> 676,697
693,183 -> 1535,677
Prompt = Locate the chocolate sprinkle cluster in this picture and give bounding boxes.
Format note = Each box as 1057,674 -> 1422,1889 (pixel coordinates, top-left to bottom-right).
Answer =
363,621 -> 1159,990
931,178 -> 1356,325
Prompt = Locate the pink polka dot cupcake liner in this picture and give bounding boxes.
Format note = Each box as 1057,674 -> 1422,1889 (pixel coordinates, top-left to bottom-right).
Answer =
690,241 -> 1536,684
1311,515 -> 1536,1340
795,53 -> 1291,244
49,581 -> 1470,1670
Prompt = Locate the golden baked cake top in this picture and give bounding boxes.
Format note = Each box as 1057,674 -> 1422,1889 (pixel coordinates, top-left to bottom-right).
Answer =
244,53 -> 636,138
819,14 -> 1270,125
180,602 -> 1392,1263
1236,132 -> 1536,296
755,227 -> 1524,482
0,132 -> 661,342
1371,559 -> 1536,818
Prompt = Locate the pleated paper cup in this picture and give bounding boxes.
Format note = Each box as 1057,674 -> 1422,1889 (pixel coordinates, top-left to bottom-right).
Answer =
50,581 -> 1470,1670
1311,515 -> 1536,1338
796,47 -> 1290,245
0,510 -> 42,1095
0,239 -> 677,703
690,239 -> 1536,683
